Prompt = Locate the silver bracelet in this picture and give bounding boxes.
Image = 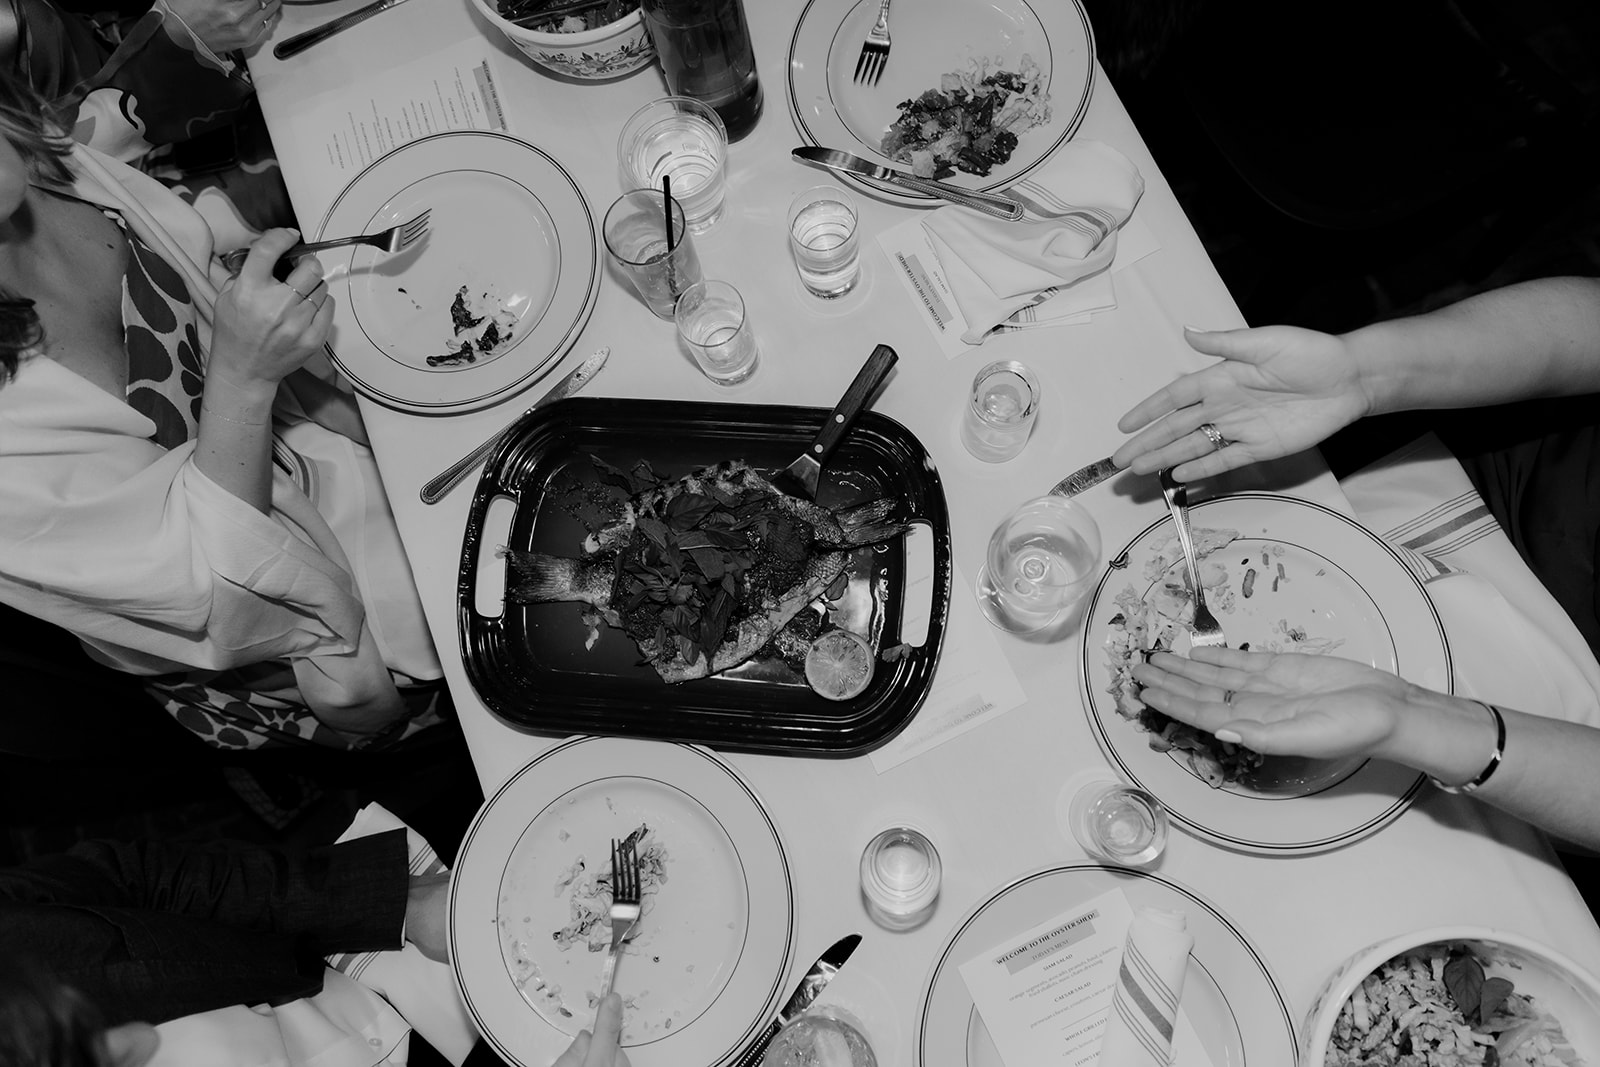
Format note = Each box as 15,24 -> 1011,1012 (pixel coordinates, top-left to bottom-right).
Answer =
1431,701 -> 1506,795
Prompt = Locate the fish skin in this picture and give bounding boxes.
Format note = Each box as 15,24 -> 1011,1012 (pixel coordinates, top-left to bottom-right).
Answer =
509,459 -> 904,683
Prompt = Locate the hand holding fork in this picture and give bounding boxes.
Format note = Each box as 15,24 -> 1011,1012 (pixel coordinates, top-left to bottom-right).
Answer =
597,835 -> 642,1000
221,210 -> 430,277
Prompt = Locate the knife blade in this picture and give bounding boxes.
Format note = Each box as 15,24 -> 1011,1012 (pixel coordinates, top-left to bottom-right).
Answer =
730,933 -> 862,1067
419,346 -> 609,504
273,0 -> 414,60
792,146 -> 1024,221
1049,455 -> 1121,499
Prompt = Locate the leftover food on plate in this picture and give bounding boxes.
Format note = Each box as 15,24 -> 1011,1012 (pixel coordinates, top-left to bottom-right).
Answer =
880,56 -> 1051,178
1327,943 -> 1585,1067
506,458 -> 905,683
494,0 -> 638,31
427,285 -> 518,368
1102,527 -> 1347,788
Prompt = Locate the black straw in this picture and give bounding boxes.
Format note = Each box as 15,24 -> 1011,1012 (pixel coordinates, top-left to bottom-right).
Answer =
663,174 -> 675,252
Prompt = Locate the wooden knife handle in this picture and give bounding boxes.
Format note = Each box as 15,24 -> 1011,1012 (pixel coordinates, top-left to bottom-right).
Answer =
804,343 -> 898,468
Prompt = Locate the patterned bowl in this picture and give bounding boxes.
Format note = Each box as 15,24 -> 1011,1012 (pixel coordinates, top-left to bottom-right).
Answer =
1301,926 -> 1600,1066
470,0 -> 656,81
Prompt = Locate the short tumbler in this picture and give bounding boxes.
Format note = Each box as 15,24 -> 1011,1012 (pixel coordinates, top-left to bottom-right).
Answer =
674,279 -> 759,385
618,96 -> 729,235
787,186 -> 861,298
602,189 -> 702,319
962,360 -> 1041,462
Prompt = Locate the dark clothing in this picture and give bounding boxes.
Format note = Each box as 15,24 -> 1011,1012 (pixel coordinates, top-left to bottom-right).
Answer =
0,830 -> 408,1026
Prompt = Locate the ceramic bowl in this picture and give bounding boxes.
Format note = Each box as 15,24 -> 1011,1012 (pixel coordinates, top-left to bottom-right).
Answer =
1301,925 -> 1600,1066
469,0 -> 655,81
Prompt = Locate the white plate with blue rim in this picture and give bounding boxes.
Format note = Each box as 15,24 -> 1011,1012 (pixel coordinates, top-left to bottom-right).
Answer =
315,131 -> 599,414
787,0 -> 1096,206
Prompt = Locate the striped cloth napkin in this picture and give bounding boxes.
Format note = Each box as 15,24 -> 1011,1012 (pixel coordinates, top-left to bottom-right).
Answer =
330,804 -> 480,1066
1339,433 -> 1600,727
921,141 -> 1145,343
1098,907 -> 1192,1067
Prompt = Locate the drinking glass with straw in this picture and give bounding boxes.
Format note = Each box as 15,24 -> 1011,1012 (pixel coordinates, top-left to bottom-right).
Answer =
602,184 -> 702,319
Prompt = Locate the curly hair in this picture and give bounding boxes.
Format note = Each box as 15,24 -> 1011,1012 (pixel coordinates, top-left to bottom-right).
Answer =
1,65 -> 75,381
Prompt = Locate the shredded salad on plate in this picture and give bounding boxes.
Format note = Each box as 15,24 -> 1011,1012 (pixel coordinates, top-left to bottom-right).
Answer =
880,55 -> 1051,179
1327,944 -> 1585,1066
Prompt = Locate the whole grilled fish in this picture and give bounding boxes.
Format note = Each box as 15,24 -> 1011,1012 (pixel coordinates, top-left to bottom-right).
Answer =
507,460 -> 905,683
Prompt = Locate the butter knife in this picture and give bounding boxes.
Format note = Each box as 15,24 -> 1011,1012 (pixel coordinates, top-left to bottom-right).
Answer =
792,147 -> 1024,221
1049,455 -> 1121,499
273,0 -> 414,60
419,346 -> 608,504
730,933 -> 862,1067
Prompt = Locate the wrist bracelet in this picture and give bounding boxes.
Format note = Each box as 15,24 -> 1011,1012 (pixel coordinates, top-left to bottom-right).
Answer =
1431,701 -> 1506,795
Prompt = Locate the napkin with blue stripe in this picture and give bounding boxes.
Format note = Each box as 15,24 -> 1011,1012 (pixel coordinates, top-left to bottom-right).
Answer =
1098,906 -> 1192,1066
921,141 -> 1145,343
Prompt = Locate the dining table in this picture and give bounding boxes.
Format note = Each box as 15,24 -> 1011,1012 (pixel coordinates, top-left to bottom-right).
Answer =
247,1 -> 1600,1063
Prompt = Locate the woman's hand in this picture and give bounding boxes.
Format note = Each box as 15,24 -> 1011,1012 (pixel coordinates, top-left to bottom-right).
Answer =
1112,325 -> 1372,482
554,994 -> 632,1067
1130,647 -> 1410,760
208,228 -> 333,401
164,0 -> 282,53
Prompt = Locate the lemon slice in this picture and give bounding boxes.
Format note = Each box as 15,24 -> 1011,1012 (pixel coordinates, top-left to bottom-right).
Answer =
805,630 -> 875,701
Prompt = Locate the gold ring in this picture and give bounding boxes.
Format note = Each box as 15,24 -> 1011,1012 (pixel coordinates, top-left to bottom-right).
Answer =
287,283 -> 310,300
1200,423 -> 1229,451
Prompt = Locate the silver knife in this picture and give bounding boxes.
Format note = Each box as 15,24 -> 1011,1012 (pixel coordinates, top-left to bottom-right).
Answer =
273,0 -> 414,60
419,346 -> 609,504
1049,455 -> 1121,499
730,933 -> 862,1067
793,146 -> 1024,221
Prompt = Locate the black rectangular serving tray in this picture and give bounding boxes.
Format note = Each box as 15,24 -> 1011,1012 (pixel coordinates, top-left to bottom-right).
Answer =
457,396 -> 952,757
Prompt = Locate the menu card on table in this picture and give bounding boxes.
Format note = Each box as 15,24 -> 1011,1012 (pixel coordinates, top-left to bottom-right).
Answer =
959,890 -> 1215,1067
285,37 -> 513,218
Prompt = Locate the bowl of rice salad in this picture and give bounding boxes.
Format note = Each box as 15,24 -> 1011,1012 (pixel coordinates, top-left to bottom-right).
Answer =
1302,927 -> 1600,1067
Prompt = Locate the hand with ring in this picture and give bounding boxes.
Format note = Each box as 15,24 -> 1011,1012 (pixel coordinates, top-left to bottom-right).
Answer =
210,228 -> 334,393
1111,324 -> 1372,483
163,0 -> 283,52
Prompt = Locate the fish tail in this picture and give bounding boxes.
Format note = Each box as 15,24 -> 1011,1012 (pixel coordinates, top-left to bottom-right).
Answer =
829,499 -> 909,546
504,549 -> 611,606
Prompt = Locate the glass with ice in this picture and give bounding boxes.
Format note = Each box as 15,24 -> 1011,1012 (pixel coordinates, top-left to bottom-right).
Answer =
766,1005 -> 877,1067
788,186 -> 861,297
617,96 -> 729,234
975,495 -> 1102,634
962,360 -> 1040,462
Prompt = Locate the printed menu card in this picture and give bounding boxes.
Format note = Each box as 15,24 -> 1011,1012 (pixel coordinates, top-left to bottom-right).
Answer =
958,890 -> 1216,1066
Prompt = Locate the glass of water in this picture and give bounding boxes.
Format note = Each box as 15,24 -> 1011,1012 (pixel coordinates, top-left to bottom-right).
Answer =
1068,779 -> 1169,867
788,186 -> 861,298
962,360 -> 1041,462
975,495 -> 1102,634
674,279 -> 759,385
617,96 -> 729,235
767,1005 -> 878,1067
602,189 -> 703,319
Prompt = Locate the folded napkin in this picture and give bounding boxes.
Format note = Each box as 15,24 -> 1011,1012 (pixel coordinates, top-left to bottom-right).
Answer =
1339,432 -> 1600,727
921,141 -> 1145,343
331,804 -> 480,1067
1098,907 -> 1191,1067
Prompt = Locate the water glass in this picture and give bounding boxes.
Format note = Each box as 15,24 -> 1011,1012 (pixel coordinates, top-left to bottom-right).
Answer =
962,360 -> 1041,462
788,186 -> 861,298
602,189 -> 703,319
975,495 -> 1102,634
859,826 -> 941,931
674,279 -> 759,385
617,96 -> 729,235
1068,779 -> 1169,867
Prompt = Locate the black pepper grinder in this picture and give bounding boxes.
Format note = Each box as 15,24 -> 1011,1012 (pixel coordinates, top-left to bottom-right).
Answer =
638,0 -> 763,142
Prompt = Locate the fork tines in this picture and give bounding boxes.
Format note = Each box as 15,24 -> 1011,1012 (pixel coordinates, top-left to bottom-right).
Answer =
854,44 -> 887,85
611,836 -> 640,904
396,209 -> 431,252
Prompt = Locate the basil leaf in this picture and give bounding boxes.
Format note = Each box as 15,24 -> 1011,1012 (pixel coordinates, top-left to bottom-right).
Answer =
1443,953 -> 1485,1021
665,493 -> 720,531
1478,977 -> 1513,1023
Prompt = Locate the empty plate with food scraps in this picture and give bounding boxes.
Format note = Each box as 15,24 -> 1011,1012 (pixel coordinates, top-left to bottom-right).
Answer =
786,0 -> 1096,205
451,737 -> 795,1067
1080,493 -> 1452,855
315,131 -> 600,413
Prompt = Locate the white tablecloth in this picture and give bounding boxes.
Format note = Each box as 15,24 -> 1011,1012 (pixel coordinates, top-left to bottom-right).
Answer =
248,3 -> 1600,1061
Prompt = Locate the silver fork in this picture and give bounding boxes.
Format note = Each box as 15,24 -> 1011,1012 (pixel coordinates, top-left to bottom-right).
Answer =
853,0 -> 891,85
1158,469 -> 1227,649
597,836 -> 642,999
220,210 -> 430,276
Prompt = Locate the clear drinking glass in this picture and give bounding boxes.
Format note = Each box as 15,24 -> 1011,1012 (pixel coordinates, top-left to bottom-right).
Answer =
767,1005 -> 878,1067
962,360 -> 1041,462
617,96 -> 729,234
859,826 -> 941,931
1068,780 -> 1170,867
975,495 -> 1102,634
788,186 -> 861,298
674,279 -> 759,384
602,189 -> 703,319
